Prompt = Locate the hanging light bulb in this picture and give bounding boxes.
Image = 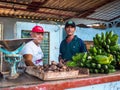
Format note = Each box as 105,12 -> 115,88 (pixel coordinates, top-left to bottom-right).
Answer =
54,19 -> 57,21
57,19 -> 60,22
23,16 -> 26,18
50,18 -> 53,21
19,15 -> 22,18
47,18 -> 50,20
32,17 -> 34,19
35,17 -> 38,19
27,16 -> 30,19
39,17 -> 42,20
60,19 -> 64,22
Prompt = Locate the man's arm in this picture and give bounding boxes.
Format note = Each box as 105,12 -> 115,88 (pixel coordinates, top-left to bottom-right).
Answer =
23,54 -> 35,66
58,55 -> 64,63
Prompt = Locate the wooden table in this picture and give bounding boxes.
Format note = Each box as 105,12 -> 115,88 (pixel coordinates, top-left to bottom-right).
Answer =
0,70 -> 120,90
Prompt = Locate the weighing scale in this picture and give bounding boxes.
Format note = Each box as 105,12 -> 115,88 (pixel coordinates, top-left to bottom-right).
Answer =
0,38 -> 32,79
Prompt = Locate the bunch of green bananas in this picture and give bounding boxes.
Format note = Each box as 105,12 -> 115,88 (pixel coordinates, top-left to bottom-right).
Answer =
85,54 -> 116,74
66,53 -> 88,68
87,31 -> 119,73
93,31 -> 119,53
90,31 -> 119,64
94,54 -> 113,64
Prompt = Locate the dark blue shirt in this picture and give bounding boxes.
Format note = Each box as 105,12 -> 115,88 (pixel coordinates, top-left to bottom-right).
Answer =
60,35 -> 87,61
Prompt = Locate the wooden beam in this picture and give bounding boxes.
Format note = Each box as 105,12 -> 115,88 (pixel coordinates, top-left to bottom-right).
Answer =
78,10 -> 95,18
27,0 -> 49,11
0,5 -> 76,18
0,1 -> 84,13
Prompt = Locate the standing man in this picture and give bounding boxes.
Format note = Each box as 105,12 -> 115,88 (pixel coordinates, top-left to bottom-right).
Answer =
59,20 -> 87,63
20,25 -> 44,66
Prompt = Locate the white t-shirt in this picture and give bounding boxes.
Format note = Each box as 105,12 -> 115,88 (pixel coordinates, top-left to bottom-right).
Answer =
20,41 -> 44,66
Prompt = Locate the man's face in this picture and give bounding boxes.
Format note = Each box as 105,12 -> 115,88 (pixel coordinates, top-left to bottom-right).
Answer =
65,26 -> 75,36
31,32 -> 44,44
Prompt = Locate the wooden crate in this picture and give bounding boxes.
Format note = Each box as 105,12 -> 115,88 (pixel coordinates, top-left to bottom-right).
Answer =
84,41 -> 94,50
25,66 -> 89,80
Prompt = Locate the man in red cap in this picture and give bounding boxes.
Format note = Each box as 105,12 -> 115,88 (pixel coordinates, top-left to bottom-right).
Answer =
21,25 -> 44,66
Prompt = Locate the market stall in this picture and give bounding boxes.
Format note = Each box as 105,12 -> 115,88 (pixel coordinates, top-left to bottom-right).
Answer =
0,70 -> 120,90
0,31 -> 120,90
0,1 -> 120,90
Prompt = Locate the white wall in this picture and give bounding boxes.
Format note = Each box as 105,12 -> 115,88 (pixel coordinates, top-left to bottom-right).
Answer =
75,27 -> 120,44
0,17 -> 16,39
66,81 -> 120,90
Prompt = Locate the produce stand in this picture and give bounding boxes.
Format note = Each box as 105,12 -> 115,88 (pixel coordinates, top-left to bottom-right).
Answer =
0,31 -> 120,90
0,70 -> 120,90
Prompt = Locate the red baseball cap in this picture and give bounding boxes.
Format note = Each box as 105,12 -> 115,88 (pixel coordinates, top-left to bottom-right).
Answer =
32,25 -> 44,33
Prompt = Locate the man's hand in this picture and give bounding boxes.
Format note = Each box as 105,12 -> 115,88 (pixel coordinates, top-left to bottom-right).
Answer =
59,58 -> 64,64
59,55 -> 65,64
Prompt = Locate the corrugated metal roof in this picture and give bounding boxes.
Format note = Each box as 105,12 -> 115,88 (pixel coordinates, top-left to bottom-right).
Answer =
0,0 -> 119,23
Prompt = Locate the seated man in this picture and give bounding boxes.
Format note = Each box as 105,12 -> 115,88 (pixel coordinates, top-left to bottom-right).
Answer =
20,25 -> 44,66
